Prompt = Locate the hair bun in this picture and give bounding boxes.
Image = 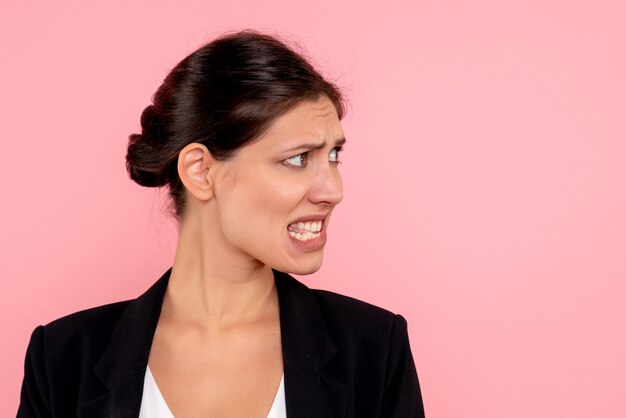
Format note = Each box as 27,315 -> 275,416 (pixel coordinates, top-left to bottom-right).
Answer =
125,105 -> 171,188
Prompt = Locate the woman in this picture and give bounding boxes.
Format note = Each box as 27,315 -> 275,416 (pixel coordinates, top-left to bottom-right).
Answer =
18,30 -> 425,418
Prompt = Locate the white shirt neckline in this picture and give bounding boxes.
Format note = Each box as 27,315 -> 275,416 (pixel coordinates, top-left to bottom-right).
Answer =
138,365 -> 286,418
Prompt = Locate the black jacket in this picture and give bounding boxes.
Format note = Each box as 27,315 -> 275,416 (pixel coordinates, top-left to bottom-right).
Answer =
18,268 -> 425,417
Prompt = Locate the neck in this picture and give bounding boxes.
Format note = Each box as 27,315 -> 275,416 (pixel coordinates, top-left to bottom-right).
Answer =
165,210 -> 277,330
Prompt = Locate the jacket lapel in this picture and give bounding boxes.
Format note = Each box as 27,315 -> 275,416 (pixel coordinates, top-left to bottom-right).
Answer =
274,270 -> 350,417
79,268 -> 349,418
79,268 -> 170,418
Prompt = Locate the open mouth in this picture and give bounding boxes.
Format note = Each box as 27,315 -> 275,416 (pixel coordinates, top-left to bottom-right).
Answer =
287,220 -> 323,241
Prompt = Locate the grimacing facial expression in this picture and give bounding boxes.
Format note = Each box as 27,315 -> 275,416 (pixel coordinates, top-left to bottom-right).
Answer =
212,95 -> 345,275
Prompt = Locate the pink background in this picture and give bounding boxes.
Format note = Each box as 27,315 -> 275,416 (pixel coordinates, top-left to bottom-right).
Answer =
2,1 -> 625,416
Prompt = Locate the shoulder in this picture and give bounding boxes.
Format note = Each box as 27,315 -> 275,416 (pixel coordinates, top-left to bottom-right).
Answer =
28,300 -> 133,369
310,287 -> 409,351
309,288 -> 423,415
19,300 -> 139,416
34,268 -> 171,351
42,299 -> 131,340
311,287 -> 397,325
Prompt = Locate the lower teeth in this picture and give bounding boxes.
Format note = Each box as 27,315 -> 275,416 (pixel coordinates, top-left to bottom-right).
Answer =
289,231 -> 320,241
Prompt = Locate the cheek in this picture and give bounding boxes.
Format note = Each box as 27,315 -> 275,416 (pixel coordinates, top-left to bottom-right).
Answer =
219,167 -> 309,236
248,176 -> 309,227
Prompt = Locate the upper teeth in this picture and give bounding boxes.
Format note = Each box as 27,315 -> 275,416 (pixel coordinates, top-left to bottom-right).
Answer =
290,221 -> 322,232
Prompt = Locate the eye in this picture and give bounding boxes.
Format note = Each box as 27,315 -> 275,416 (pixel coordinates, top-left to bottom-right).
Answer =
329,146 -> 343,164
282,152 -> 308,168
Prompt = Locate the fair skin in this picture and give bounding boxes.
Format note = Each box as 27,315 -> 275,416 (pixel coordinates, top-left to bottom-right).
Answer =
148,95 -> 345,417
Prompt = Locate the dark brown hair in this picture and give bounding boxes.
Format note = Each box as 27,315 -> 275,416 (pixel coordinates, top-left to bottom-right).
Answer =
125,30 -> 345,221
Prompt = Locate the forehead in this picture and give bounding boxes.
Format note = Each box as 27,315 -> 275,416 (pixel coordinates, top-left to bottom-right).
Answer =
255,96 -> 344,148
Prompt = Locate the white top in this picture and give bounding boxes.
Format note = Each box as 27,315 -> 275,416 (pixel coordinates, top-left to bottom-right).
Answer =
139,366 -> 287,418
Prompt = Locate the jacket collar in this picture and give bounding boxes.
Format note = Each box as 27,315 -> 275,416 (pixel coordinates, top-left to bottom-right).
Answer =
80,267 -> 349,417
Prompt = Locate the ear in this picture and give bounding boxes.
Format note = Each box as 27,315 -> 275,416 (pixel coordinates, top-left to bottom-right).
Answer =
177,142 -> 216,201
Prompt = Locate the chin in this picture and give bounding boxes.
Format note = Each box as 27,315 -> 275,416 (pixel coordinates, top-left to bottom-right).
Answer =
288,264 -> 322,276
274,253 -> 324,276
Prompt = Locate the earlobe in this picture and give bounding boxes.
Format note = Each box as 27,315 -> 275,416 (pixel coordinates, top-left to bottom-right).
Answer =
177,143 -> 215,201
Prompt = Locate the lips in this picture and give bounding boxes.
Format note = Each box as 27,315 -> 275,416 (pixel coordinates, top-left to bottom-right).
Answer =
286,215 -> 329,249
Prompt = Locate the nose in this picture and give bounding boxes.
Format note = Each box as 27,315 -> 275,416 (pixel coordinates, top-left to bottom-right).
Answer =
308,163 -> 343,206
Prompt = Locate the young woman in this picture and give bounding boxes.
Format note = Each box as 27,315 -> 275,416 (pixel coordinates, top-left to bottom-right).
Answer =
18,30 -> 425,418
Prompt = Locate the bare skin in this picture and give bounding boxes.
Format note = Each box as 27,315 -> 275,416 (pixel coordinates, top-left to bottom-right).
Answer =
147,95 -> 345,417
148,280 -> 283,417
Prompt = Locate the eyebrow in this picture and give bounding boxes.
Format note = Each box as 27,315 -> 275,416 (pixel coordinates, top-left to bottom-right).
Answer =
283,137 -> 346,153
